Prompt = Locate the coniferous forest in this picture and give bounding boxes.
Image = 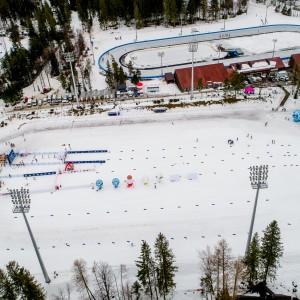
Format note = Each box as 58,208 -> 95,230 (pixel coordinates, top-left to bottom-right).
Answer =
0,0 -> 250,103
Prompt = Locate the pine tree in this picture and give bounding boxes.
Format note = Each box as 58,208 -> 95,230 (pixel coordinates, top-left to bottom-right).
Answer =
1,82 -> 23,104
131,69 -> 141,85
229,69 -> 245,97
260,220 -> 283,282
135,240 -> 157,299
44,2 -> 58,40
210,0 -> 219,20
245,232 -> 260,284
49,50 -> 60,76
105,60 -> 114,88
118,66 -> 127,84
127,60 -> 134,76
0,261 -> 46,299
131,280 -> 143,300
77,32 -> 86,56
154,233 -> 178,300
197,77 -> 203,90
111,56 -> 119,88
200,0 -> 208,21
134,0 -> 143,28
169,0 -> 178,26
98,0 -> 109,29
163,0 -> 171,24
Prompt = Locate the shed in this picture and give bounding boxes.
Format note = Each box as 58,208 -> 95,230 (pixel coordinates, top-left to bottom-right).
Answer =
289,53 -> 300,71
0,154 -> 7,164
117,83 -> 127,92
165,72 -> 175,84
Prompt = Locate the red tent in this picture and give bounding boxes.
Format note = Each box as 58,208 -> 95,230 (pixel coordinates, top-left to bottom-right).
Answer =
137,82 -> 143,90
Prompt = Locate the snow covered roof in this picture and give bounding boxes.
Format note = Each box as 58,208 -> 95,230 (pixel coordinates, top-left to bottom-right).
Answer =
235,57 -> 285,74
241,64 -> 251,70
251,61 -> 269,68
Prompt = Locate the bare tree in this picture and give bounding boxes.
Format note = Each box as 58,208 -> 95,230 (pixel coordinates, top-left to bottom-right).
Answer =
72,259 -> 96,300
84,58 -> 92,90
119,264 -> 133,300
214,239 -> 232,300
232,258 -> 245,299
51,283 -> 72,300
199,246 -> 215,300
93,261 -> 116,300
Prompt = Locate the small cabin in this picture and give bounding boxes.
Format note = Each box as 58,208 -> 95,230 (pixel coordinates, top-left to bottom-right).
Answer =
165,73 -> 175,84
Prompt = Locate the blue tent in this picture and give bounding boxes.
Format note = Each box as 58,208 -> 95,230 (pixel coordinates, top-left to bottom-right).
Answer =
112,178 -> 120,188
292,110 -> 300,122
96,179 -> 103,190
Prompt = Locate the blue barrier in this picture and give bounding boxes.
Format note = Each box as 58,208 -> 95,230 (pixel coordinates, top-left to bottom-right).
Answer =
67,150 -> 108,154
7,150 -> 17,165
64,160 -> 106,164
24,171 -> 56,177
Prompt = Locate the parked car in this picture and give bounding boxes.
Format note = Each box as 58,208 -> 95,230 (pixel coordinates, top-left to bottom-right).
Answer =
14,105 -> 24,110
276,71 -> 289,81
252,76 -> 262,82
246,77 -> 254,84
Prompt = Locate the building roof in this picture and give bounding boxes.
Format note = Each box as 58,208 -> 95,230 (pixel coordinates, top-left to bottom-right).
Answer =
290,53 -> 300,69
231,57 -> 285,74
175,63 -> 229,89
266,57 -> 285,69
165,72 -> 175,82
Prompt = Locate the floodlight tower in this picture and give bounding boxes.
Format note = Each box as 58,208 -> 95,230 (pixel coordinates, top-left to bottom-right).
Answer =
158,52 -> 165,77
65,52 -> 80,109
245,165 -> 269,258
272,39 -> 277,58
188,40 -> 198,99
10,188 -> 51,283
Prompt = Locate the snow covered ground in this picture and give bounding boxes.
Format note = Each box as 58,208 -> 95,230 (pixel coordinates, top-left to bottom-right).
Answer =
1,84 -> 300,298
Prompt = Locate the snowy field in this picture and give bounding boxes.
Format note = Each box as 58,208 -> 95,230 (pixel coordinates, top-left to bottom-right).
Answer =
1,89 -> 300,298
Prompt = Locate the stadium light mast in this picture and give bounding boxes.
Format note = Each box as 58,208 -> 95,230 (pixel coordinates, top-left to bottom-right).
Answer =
65,52 -> 80,109
272,39 -> 277,58
245,165 -> 269,258
158,52 -> 165,77
188,40 -> 198,99
10,188 -> 51,284
265,4 -> 271,24
180,14 -> 183,35
217,44 -> 222,63
91,40 -> 95,65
